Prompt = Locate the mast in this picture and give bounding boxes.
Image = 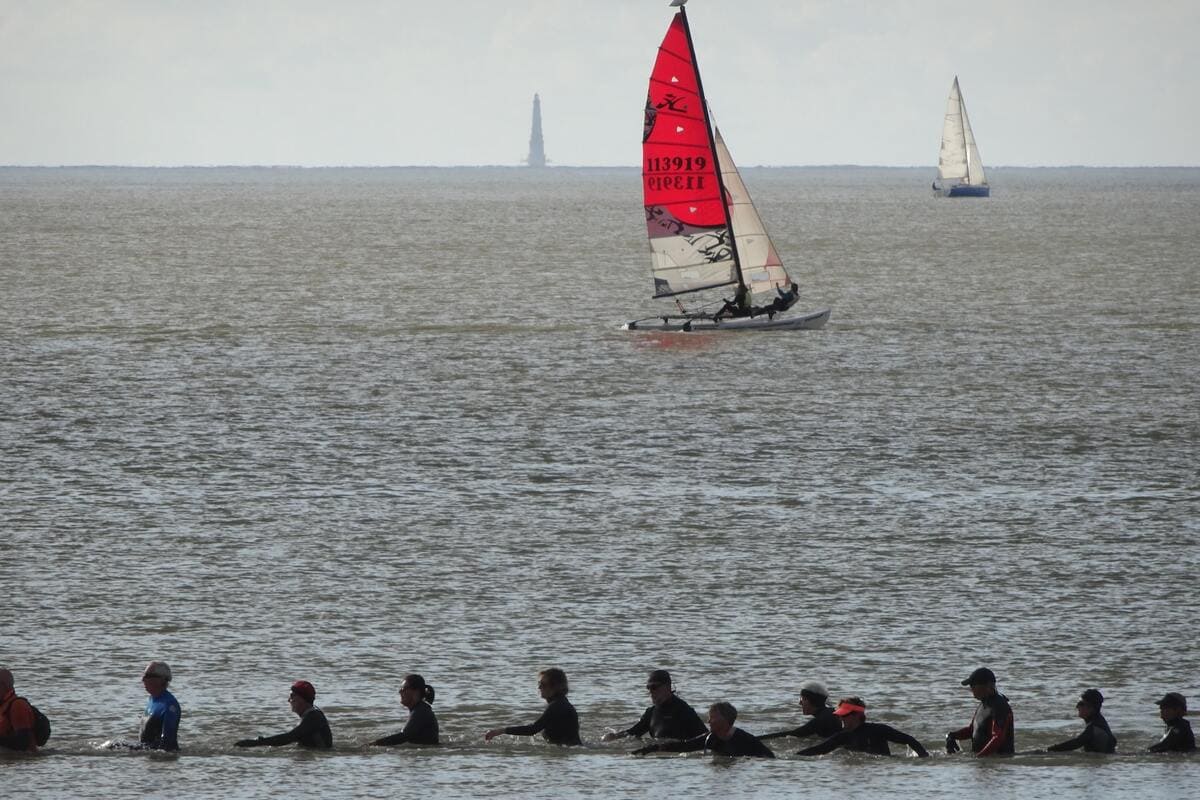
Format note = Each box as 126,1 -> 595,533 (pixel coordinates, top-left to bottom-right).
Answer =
677,5 -> 744,292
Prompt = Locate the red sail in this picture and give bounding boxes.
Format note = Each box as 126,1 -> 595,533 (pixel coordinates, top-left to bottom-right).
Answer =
643,12 -> 725,232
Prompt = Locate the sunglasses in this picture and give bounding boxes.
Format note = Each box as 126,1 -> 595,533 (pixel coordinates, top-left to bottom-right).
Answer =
646,683 -> 663,691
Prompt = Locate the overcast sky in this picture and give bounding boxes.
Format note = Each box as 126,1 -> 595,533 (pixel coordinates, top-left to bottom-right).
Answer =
2,0 -> 1197,167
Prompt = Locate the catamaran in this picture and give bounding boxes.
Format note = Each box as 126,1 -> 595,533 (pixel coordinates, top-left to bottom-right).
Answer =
623,0 -> 830,332
932,76 -> 990,197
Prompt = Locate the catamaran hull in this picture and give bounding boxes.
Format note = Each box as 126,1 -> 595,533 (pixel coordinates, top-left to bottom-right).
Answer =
623,307 -> 831,332
937,184 -> 990,198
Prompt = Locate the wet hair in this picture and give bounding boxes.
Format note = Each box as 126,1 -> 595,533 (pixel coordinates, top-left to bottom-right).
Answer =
800,689 -> 827,705
402,673 -> 435,704
838,695 -> 867,710
709,701 -> 737,725
539,667 -> 568,694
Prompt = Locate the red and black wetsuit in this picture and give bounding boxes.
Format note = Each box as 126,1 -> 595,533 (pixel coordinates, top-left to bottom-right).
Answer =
952,692 -> 1014,756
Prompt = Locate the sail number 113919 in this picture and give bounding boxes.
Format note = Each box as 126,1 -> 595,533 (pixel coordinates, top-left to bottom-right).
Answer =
645,156 -> 708,173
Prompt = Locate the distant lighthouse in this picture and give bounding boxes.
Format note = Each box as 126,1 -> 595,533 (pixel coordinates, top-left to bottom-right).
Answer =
527,93 -> 547,167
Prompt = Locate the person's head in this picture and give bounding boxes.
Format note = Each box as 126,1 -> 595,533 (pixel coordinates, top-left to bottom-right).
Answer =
962,667 -> 997,700
141,661 -> 172,697
833,696 -> 867,731
538,668 -> 568,700
1155,692 -> 1187,722
0,668 -> 14,694
707,702 -> 737,738
1076,689 -> 1104,719
646,669 -> 673,705
799,680 -> 829,715
289,680 -> 317,714
399,673 -> 435,709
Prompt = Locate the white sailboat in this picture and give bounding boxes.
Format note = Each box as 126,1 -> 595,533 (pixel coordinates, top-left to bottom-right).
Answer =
624,0 -> 830,332
933,76 -> 990,197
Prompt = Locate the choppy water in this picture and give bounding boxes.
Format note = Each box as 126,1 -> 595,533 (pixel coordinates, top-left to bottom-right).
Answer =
2,166 -> 1198,798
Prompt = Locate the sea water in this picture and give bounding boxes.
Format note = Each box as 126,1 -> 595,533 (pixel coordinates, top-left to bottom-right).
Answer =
1,166 -> 1197,798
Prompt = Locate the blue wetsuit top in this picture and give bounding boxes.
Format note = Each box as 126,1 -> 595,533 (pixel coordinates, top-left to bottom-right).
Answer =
141,689 -> 181,751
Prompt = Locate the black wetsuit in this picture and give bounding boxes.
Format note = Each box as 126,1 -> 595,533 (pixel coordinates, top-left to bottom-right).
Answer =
619,694 -> 707,740
504,694 -> 580,746
952,692 -> 1014,756
638,728 -> 775,759
373,701 -> 438,746
240,707 -> 332,749
1149,717 -> 1195,753
1047,712 -> 1117,753
798,722 -> 929,757
760,706 -> 841,740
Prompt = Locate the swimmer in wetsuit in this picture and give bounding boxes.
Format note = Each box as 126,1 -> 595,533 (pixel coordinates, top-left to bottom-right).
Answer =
1148,692 -> 1195,753
760,680 -> 841,742
946,667 -> 1014,757
485,667 -> 580,746
373,674 -> 439,746
798,696 -> 929,757
139,661 -> 181,751
235,680 -> 332,750
602,669 -> 707,742
632,701 -> 774,759
1046,689 -> 1116,753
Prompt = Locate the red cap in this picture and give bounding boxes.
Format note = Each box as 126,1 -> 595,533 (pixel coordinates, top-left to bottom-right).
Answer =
290,680 -> 316,702
833,701 -> 866,717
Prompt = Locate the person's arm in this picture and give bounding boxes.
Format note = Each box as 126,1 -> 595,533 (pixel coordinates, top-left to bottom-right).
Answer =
975,709 -> 1012,757
882,724 -> 929,757
759,725 -> 804,741
490,707 -> 549,739
1148,726 -> 1180,753
798,730 -> 847,756
1046,731 -> 1086,752
633,733 -> 709,755
607,707 -> 653,740
373,730 -> 409,746
238,713 -> 318,748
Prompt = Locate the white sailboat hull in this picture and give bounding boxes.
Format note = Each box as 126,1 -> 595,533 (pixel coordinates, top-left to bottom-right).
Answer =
623,307 -> 831,332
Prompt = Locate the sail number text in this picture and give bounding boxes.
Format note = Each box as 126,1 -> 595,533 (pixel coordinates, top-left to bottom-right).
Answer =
645,156 -> 709,192
645,156 -> 707,173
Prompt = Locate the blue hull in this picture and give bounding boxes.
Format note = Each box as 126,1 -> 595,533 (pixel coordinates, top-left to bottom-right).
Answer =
945,184 -> 990,197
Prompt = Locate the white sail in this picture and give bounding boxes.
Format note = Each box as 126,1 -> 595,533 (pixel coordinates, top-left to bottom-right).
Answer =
937,77 -> 988,187
714,128 -> 790,296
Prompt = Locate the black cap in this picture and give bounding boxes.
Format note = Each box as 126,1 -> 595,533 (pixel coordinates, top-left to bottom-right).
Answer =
1078,689 -> 1104,707
647,669 -> 672,686
961,667 -> 996,686
1155,692 -> 1187,710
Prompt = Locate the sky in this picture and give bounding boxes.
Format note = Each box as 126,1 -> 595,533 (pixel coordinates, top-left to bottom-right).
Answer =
1,0 -> 1198,167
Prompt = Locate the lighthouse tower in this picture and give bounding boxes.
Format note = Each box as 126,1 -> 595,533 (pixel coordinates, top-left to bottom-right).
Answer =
527,93 -> 547,167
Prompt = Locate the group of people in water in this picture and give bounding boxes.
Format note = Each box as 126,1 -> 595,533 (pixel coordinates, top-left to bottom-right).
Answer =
1,664 -> 1195,758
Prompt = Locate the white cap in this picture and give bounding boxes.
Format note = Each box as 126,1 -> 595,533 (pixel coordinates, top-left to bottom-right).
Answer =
800,680 -> 828,698
142,661 -> 172,681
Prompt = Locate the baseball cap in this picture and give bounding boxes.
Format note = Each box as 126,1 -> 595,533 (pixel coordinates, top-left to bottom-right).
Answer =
1155,692 -> 1187,710
962,667 -> 996,686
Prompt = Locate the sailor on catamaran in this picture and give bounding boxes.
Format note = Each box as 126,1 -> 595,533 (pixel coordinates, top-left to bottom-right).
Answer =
751,282 -> 799,319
